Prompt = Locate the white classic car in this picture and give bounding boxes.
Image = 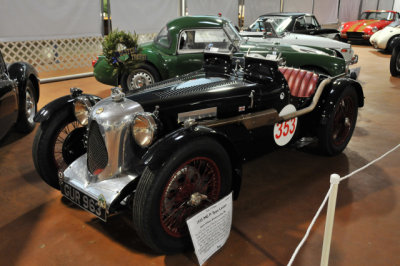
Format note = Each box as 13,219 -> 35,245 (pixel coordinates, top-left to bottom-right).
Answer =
241,20 -> 358,66
370,21 -> 400,52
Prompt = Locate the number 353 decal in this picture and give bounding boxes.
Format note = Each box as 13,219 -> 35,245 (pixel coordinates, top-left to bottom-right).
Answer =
273,105 -> 298,146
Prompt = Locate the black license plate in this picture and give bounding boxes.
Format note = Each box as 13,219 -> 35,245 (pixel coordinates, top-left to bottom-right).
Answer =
60,182 -> 107,221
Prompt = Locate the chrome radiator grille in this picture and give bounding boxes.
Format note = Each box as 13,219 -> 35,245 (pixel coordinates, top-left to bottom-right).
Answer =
87,121 -> 108,175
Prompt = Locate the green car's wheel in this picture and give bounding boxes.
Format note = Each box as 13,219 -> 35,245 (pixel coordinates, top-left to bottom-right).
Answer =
132,138 -> 232,254
121,64 -> 160,92
318,87 -> 358,155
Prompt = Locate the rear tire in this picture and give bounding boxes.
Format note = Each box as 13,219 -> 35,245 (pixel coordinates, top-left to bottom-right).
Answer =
121,64 -> 160,92
16,80 -> 37,133
32,108 -> 85,189
132,138 -> 232,254
318,87 -> 358,155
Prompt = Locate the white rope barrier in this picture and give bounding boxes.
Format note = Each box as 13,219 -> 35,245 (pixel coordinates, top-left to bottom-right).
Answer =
287,186 -> 333,266
287,143 -> 400,266
339,143 -> 400,182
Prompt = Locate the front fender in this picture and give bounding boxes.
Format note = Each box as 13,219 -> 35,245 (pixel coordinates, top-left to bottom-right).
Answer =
142,125 -> 243,199
318,77 -> 364,125
8,62 -> 40,102
141,50 -> 168,80
34,94 -> 102,123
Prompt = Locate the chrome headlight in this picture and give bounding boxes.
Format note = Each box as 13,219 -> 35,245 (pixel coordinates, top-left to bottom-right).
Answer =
132,113 -> 157,148
74,96 -> 93,125
338,24 -> 344,31
372,26 -> 378,33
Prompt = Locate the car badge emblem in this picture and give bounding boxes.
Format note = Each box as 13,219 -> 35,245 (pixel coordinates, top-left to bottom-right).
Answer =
238,106 -> 245,112
98,194 -> 107,209
96,107 -> 104,114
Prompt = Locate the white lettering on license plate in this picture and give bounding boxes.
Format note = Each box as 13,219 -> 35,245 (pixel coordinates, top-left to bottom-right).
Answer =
62,183 -> 104,218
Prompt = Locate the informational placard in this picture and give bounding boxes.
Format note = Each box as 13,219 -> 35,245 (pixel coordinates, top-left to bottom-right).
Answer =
186,192 -> 233,266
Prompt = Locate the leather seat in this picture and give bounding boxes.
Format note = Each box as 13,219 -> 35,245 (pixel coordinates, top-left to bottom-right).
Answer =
279,67 -> 319,98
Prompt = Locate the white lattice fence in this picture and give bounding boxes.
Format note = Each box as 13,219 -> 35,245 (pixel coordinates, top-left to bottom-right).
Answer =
0,36 -> 103,73
0,33 -> 157,76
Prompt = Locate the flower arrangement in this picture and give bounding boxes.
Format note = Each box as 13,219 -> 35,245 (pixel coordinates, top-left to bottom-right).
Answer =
102,29 -> 145,73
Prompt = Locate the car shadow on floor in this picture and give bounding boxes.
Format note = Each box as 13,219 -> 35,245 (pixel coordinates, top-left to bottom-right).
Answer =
58,138 -> 395,265
0,127 -> 33,148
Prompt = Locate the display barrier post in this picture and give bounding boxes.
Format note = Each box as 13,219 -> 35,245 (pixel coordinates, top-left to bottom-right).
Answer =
320,174 -> 341,266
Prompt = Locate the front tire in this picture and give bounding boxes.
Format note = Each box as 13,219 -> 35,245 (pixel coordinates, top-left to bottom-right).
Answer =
318,87 -> 358,155
32,107 -> 86,189
390,45 -> 400,77
121,64 -> 160,92
132,138 -> 232,253
386,36 -> 400,53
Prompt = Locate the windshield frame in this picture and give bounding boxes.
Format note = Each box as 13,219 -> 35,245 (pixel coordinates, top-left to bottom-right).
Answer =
154,25 -> 172,49
260,16 -> 292,33
222,22 -> 242,49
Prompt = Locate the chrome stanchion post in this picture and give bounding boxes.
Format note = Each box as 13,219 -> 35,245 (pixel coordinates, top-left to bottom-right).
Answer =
321,174 -> 341,266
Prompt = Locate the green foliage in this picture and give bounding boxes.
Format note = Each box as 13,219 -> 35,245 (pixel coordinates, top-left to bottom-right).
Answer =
102,29 -> 144,74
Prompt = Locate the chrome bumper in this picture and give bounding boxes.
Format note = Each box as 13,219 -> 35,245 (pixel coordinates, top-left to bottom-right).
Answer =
62,154 -> 138,213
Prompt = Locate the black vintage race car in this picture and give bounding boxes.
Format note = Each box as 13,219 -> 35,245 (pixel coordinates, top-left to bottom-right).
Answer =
0,49 -> 40,140
32,51 -> 364,254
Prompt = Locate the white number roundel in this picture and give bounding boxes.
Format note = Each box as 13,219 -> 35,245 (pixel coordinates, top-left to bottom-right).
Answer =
273,105 -> 298,146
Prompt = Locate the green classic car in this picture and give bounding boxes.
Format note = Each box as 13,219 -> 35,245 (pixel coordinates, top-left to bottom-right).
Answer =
93,16 -> 347,91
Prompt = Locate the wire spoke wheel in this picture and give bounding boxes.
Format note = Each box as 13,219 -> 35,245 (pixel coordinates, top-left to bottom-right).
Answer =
132,138 -> 231,253
318,87 -> 358,155
53,121 -> 84,172
160,157 -> 221,237
332,95 -> 355,146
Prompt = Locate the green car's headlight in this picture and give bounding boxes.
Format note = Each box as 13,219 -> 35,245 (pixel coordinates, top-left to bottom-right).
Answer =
74,97 -> 92,126
132,113 -> 157,148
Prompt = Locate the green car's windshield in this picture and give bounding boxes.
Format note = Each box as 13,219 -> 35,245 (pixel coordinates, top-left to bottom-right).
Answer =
154,26 -> 171,48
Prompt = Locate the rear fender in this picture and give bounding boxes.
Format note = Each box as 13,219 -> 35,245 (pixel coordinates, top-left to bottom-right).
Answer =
142,125 -> 243,199
318,77 -> 364,125
34,94 -> 102,123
